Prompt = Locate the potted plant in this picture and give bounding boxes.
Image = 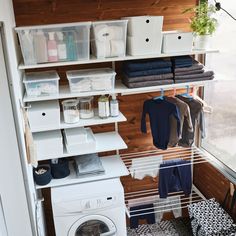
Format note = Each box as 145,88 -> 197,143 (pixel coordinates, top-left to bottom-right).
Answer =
183,2 -> 217,50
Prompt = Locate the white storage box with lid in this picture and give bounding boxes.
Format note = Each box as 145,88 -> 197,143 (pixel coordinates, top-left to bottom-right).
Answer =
63,127 -> 96,154
27,100 -> 60,131
33,130 -> 63,161
91,20 -> 128,58
162,31 -> 193,53
123,16 -> 163,37
23,71 -> 59,97
15,22 -> 91,65
66,68 -> 116,93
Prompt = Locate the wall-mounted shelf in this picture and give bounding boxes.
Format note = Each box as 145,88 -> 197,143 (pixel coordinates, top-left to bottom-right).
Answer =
31,111 -> 127,132
36,155 -> 129,189
19,49 -> 219,70
39,131 -> 127,160
24,79 -> 213,102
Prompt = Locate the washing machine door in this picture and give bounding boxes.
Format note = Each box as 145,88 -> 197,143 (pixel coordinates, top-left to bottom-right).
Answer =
68,215 -> 117,236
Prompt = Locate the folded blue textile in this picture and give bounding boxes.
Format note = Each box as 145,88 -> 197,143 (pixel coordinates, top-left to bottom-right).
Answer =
172,56 -> 195,68
124,59 -> 171,72
124,67 -> 172,78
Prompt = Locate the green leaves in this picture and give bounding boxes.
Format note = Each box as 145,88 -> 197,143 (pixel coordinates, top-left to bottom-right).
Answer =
183,2 -> 218,36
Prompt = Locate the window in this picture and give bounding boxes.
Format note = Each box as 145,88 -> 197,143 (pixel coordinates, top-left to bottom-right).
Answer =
201,0 -> 236,173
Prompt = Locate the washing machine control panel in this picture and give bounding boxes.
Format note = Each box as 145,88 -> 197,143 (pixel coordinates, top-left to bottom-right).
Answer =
81,196 -> 117,211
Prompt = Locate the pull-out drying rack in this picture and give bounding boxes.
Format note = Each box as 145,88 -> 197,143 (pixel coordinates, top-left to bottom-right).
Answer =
121,146 -> 212,218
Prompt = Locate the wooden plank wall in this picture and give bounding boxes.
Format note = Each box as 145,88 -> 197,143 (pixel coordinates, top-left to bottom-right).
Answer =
12,0 -> 235,234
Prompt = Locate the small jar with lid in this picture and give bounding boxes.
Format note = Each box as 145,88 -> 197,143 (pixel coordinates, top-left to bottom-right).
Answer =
98,95 -> 110,119
62,99 -> 80,123
79,96 -> 94,119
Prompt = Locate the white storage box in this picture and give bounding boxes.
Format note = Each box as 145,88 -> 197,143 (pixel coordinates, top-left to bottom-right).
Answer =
33,130 -> 63,161
66,68 -> 116,93
23,71 -> 59,97
127,35 -> 162,56
162,31 -> 193,53
123,16 -> 163,37
91,20 -> 128,58
63,127 -> 96,154
27,100 -> 60,131
16,22 -> 91,65
63,127 -> 87,144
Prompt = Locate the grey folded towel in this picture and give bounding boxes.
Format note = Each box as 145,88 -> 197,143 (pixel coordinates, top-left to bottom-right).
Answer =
174,63 -> 204,73
124,73 -> 174,83
175,69 -> 204,76
175,71 -> 214,80
122,79 -> 174,88
174,76 -> 214,84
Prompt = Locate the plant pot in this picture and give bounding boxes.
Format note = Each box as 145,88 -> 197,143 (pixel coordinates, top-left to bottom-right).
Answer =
50,158 -> 70,179
193,35 -> 211,50
33,165 -> 52,186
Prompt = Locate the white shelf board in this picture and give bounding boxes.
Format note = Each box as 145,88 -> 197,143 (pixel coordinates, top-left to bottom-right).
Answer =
19,49 -> 219,70
36,155 -> 129,189
39,131 -> 127,160
31,111 -> 126,132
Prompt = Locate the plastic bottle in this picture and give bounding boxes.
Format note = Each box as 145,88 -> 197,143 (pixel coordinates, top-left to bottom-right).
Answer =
98,95 -> 110,119
34,30 -> 48,63
110,95 -> 119,117
66,32 -> 77,61
47,32 -> 58,62
56,32 -> 67,61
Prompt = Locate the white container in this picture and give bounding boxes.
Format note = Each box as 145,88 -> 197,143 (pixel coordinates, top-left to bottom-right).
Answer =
63,127 -> 87,144
162,31 -> 193,53
91,20 -> 128,58
23,71 -> 59,97
194,35 -> 211,50
127,35 -> 162,56
33,130 -> 63,161
15,22 -> 91,65
123,16 -> 163,37
63,128 -> 96,154
61,99 -> 80,124
27,100 -> 60,131
66,68 -> 116,93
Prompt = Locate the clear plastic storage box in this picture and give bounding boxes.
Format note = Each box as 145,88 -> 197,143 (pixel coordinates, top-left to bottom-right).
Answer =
91,20 -> 128,59
15,22 -> 91,65
23,71 -> 60,97
66,68 -> 116,93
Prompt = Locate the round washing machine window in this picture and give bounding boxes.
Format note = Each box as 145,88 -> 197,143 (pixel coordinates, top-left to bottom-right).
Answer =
68,215 -> 117,236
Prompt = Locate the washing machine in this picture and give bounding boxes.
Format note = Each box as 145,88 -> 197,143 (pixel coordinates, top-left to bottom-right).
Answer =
51,178 -> 127,236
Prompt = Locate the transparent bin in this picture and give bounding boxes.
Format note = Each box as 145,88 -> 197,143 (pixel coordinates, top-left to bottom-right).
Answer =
66,68 -> 116,93
15,22 -> 91,65
91,20 -> 128,59
23,71 -> 59,97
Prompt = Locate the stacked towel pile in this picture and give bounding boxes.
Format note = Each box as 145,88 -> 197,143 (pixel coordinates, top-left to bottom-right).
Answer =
122,59 -> 174,88
172,56 -> 214,84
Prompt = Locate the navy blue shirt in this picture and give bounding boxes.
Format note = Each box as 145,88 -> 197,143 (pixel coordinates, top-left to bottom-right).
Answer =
141,98 -> 180,150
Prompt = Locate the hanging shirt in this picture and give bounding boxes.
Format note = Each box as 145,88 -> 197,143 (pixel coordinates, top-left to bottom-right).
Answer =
176,96 -> 203,147
141,99 -> 180,150
165,96 -> 193,147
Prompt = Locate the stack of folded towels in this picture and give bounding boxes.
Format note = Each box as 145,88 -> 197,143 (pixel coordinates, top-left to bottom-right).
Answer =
122,59 -> 174,88
172,56 -> 214,84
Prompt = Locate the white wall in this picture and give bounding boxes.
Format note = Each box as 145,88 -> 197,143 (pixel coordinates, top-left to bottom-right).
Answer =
0,0 -> 35,235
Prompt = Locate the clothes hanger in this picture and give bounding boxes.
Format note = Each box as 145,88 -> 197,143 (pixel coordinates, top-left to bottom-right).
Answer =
153,88 -> 164,100
179,85 -> 192,99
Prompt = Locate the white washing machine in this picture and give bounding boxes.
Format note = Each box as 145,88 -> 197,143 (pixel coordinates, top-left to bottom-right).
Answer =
51,178 -> 127,236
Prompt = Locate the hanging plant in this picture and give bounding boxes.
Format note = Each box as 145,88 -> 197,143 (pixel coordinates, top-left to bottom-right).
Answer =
183,2 -> 218,36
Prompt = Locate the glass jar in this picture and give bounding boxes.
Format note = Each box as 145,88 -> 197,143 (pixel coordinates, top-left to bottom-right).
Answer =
79,96 -> 94,119
98,95 -> 110,119
62,99 -> 80,123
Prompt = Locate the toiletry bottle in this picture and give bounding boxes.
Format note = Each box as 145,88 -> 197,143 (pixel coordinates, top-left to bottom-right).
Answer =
47,32 -> 58,62
34,30 -> 48,63
110,95 -> 119,117
21,30 -> 36,65
66,32 -> 77,61
98,95 -> 110,119
56,32 -> 67,61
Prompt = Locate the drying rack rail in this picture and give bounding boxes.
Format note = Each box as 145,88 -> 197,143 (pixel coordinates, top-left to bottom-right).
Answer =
121,146 -> 214,174
124,185 -> 205,218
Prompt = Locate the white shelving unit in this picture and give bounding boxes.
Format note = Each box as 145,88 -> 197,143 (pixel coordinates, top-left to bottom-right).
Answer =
35,155 -> 129,189
31,111 -> 126,132
19,49 -> 218,70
